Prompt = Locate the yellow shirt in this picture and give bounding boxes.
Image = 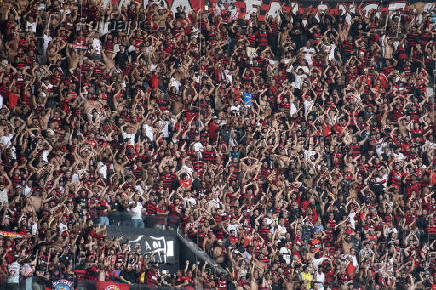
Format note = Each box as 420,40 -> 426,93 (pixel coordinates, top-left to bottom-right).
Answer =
301,271 -> 313,289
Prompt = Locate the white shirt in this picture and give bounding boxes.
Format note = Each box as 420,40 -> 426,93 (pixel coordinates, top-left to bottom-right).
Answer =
304,149 -> 316,161
26,21 -> 37,33
289,103 -> 297,117
209,198 -> 221,210
145,45 -> 152,55
59,9 -> 71,15
59,222 -> 68,233
113,43 -> 120,54
304,99 -> 314,114
277,224 -> 287,235
191,26 -> 199,38
296,65 -> 310,74
99,20 -> 109,36
286,63 -> 294,73
43,34 -> 52,54
31,222 -> 38,236
135,184 -> 144,195
0,188 -> 8,204
92,38 -> 101,54
41,82 -> 53,91
193,142 -> 204,152
217,119 -> 227,126
230,105 -> 240,112
315,271 -> 325,290
301,47 -> 315,66
393,152 -> 405,162
279,247 -> 291,264
348,212 -> 357,229
345,13 -> 352,25
224,70 -> 233,83
122,132 -> 136,145
42,150 -> 50,162
424,140 -> 436,151
294,73 -> 307,89
186,197 -> 197,206
182,165 -> 193,175
72,173 -> 80,183
344,254 -> 359,269
128,45 -> 136,53
268,59 -> 278,66
328,43 -> 337,61
227,223 -> 238,234
313,257 -> 327,271
0,94 -> 3,109
169,77 -> 182,93
229,136 -> 238,147
23,185 -> 32,196
376,141 -> 389,157
7,261 -> 20,283
10,146 -> 16,160
359,247 -> 374,260
0,134 -> 13,147
97,162 -> 107,179
143,123 -> 154,141
158,121 -> 169,138
150,64 -> 158,71
129,202 -> 143,220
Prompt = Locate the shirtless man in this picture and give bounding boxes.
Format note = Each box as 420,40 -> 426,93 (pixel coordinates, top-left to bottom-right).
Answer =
383,37 -> 394,60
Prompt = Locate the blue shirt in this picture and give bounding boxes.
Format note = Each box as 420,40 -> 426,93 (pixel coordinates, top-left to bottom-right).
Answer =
243,92 -> 253,106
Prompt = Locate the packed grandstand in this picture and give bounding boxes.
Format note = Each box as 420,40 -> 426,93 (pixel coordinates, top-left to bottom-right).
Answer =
0,0 -> 434,289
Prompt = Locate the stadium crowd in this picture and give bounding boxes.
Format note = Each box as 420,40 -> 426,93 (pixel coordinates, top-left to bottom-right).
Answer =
0,0 -> 434,289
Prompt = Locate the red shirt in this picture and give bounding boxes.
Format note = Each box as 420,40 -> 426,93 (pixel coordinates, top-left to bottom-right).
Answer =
8,92 -> 19,109
208,120 -> 220,140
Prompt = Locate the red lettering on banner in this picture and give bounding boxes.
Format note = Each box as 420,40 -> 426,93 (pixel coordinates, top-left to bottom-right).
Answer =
190,0 -> 204,11
96,280 -> 130,290
260,1 -> 270,12
280,4 -> 292,14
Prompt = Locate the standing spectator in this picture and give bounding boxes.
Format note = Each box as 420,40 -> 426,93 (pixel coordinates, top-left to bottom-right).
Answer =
128,194 -> 145,229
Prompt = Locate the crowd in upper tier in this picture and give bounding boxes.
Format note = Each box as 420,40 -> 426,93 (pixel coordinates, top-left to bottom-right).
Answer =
0,0 -> 434,289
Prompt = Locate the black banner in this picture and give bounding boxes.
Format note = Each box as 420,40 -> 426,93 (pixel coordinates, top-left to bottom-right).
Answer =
106,227 -> 178,265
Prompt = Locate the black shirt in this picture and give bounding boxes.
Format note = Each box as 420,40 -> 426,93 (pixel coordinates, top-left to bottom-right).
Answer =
120,269 -> 137,284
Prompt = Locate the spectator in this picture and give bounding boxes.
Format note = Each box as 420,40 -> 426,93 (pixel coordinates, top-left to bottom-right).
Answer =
6,256 -> 20,290
128,194 -> 146,229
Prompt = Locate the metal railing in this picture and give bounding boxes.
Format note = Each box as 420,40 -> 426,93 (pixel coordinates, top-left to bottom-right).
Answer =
107,212 -> 173,229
